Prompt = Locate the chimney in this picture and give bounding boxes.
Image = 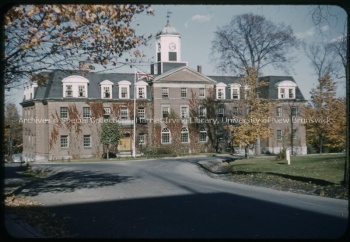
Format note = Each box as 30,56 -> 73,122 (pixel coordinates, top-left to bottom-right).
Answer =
197,65 -> 202,74
79,61 -> 95,71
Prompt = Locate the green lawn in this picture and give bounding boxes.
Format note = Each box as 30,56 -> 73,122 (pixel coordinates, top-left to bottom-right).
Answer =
227,154 -> 346,185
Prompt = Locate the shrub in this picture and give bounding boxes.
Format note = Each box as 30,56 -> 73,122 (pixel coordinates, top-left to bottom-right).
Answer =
276,148 -> 286,160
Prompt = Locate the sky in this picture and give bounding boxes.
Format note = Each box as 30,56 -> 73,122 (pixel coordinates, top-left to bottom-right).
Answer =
5,4 -> 348,112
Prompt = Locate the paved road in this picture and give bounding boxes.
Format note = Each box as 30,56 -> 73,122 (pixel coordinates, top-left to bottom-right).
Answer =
10,157 -> 349,238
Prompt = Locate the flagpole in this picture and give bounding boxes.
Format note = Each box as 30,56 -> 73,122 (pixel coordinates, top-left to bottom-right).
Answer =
132,68 -> 136,158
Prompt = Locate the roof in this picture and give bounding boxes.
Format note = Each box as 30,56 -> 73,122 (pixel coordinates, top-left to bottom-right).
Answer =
156,23 -> 180,37
154,66 -> 217,84
30,70 -> 152,101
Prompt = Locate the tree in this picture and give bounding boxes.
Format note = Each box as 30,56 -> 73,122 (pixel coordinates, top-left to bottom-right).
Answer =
100,122 -> 123,159
210,13 -> 299,76
3,4 -> 155,90
303,73 -> 346,154
228,68 -> 273,158
4,103 -> 22,158
303,42 -> 340,79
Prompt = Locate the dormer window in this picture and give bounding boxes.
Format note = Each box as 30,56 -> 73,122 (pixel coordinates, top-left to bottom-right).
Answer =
135,80 -> 148,99
62,75 -> 89,98
118,80 -> 131,99
100,80 -> 113,99
66,85 -> 73,97
230,83 -> 241,100
275,80 -> 297,99
216,82 -> 227,99
104,87 -> 110,98
78,85 -> 86,97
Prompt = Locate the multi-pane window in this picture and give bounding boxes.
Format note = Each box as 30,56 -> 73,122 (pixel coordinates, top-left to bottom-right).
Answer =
199,127 -> 207,142
280,88 -> 286,99
60,107 -> 68,119
162,106 -> 170,119
103,86 -> 111,98
60,135 -> 68,148
83,107 -> 91,119
83,135 -> 91,147
161,127 -> 171,144
288,88 -> 295,99
78,85 -> 86,97
291,106 -> 298,117
217,88 -> 224,99
181,106 -> 189,119
292,129 -> 297,139
120,107 -> 128,120
121,87 -> 128,98
181,88 -> 187,98
138,108 -> 145,122
181,127 -> 189,143
276,107 -> 282,117
162,88 -> 169,98
199,106 -> 206,118
232,107 -> 238,116
277,130 -> 282,140
218,107 -> 224,118
138,87 -> 146,99
232,88 -> 239,99
138,134 -> 145,144
199,88 -> 205,98
103,107 -> 111,119
65,85 -> 72,97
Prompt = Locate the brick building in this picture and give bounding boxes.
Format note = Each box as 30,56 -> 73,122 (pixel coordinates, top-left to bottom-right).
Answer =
21,21 -> 307,162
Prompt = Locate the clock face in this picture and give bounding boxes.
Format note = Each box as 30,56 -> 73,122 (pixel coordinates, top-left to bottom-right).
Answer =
158,43 -> 161,51
169,42 -> 176,51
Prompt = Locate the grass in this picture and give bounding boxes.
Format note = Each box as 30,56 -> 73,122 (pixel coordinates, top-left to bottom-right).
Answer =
226,154 -> 346,185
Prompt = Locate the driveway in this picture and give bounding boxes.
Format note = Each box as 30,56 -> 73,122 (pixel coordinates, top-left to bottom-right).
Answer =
6,157 -> 349,238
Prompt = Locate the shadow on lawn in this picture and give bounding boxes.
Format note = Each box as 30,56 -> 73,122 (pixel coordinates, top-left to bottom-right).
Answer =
231,170 -> 335,186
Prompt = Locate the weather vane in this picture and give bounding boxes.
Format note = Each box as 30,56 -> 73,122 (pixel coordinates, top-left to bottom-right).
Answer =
166,9 -> 172,25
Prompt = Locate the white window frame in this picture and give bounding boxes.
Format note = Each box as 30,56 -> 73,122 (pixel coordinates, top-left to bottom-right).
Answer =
83,107 -> 91,120
118,80 -> 131,99
199,88 -> 205,98
275,80 -> 297,99
291,106 -> 298,117
78,85 -> 86,97
120,106 -> 128,120
138,107 -> 145,121
181,127 -> 189,143
181,88 -> 187,98
135,80 -> 148,99
180,106 -> 189,119
161,127 -> 171,144
199,127 -> 207,142
60,135 -> 69,148
162,106 -> 170,119
162,87 -> 169,99
65,85 -> 73,97
62,75 -> 89,98
100,80 -> 113,99
60,107 -> 68,120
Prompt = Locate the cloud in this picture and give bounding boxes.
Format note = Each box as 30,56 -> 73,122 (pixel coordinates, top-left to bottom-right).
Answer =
295,28 -> 315,39
185,14 -> 213,28
295,25 -> 330,39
